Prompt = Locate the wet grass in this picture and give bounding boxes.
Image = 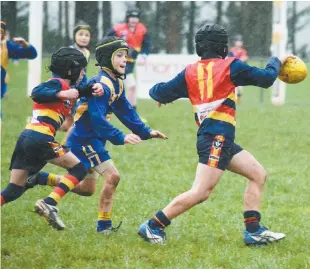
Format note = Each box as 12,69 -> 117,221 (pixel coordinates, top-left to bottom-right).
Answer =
1,60 -> 310,269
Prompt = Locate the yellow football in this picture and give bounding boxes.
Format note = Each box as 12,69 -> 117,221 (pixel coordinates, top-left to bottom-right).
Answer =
278,56 -> 308,84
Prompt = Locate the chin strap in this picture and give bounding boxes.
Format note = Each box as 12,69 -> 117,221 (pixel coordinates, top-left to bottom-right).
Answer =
115,73 -> 126,80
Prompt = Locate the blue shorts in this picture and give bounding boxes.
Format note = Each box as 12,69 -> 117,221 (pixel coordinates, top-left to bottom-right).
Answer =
196,133 -> 243,171
67,137 -> 111,169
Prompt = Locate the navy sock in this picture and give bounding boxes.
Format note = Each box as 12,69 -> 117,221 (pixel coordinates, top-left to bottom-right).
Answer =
149,210 -> 171,230
1,183 -> 25,205
97,220 -> 112,230
244,210 -> 261,233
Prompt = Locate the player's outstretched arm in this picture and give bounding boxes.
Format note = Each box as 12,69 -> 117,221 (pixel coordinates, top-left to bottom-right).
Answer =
149,69 -> 189,105
7,39 -> 37,59
230,56 -> 295,89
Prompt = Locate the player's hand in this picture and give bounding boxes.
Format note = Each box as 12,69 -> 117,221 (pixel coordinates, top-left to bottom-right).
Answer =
124,134 -> 142,144
150,130 -> 168,139
91,83 -> 104,96
58,88 -> 79,100
280,55 -> 296,65
13,37 -> 29,48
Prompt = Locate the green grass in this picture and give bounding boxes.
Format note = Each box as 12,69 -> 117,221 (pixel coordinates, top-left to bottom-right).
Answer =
1,59 -> 310,269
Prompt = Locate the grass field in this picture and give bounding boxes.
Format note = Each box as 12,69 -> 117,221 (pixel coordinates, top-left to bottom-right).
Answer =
1,59 -> 310,269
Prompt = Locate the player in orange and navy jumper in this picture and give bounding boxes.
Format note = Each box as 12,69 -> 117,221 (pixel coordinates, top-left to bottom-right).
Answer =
1,47 -> 104,230
106,9 -> 150,118
1,21 -> 37,99
138,24 -> 291,246
228,38 -> 249,102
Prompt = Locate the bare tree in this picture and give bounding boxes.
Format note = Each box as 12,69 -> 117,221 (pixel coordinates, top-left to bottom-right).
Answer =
187,1 -> 196,54
241,1 -> 272,57
216,2 -> 223,25
64,1 -> 70,45
287,2 -> 310,55
43,1 -> 48,32
1,1 -> 17,37
291,1 -> 297,54
58,1 -> 63,46
102,1 -> 111,36
166,2 -> 184,53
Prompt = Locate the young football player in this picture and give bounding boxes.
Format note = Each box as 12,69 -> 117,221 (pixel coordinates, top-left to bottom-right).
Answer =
60,23 -> 92,138
1,47 -> 104,231
106,9 -> 150,122
137,24 -> 292,246
1,21 -> 37,99
26,36 -> 167,232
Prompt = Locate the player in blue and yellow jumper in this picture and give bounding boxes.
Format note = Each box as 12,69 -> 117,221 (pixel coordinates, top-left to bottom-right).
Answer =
1,47 -> 104,231
26,36 -> 167,233
1,21 -> 37,99
60,22 -> 92,136
138,24 -> 293,246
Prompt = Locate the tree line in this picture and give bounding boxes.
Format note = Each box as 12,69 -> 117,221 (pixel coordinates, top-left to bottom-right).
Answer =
1,1 -> 309,58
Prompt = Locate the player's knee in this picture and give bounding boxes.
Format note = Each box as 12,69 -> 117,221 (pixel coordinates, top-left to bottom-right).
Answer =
191,189 -> 212,204
67,162 -> 88,182
108,171 -> 120,187
253,167 -> 267,186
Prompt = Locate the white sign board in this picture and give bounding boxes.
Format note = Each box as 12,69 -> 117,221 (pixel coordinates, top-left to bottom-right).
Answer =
136,54 -> 199,99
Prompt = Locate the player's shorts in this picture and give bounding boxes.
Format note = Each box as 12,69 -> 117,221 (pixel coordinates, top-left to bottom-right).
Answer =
9,130 -> 69,173
68,138 -> 111,169
124,73 -> 136,89
197,133 -> 243,171
85,159 -> 116,180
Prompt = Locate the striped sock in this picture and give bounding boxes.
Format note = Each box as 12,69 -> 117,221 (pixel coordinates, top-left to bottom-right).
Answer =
1,195 -> 5,206
44,174 -> 79,206
38,172 -> 58,186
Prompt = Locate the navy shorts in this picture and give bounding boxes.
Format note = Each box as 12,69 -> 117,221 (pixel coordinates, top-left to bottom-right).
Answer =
9,133 -> 69,173
197,133 -> 243,171
67,137 -> 111,169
